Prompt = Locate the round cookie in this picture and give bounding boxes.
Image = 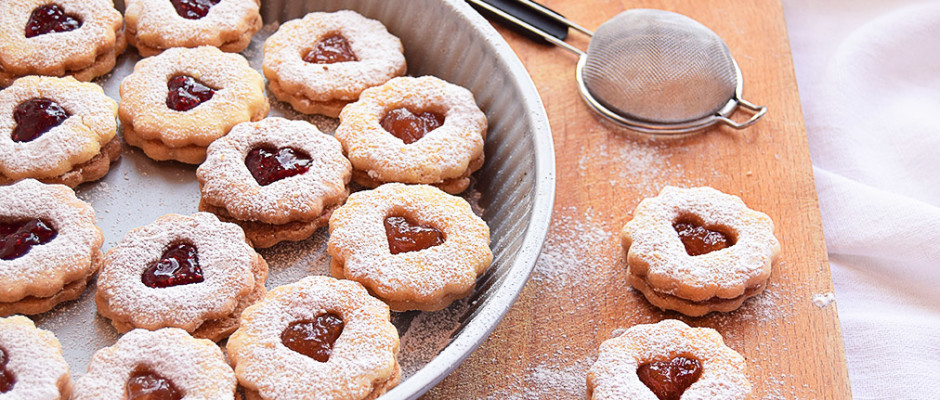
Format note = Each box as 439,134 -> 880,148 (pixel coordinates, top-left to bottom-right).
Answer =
227,276 -> 400,400
95,212 -> 268,342
0,315 -> 72,399
119,46 -> 269,164
124,0 -> 262,56
335,76 -> 487,194
328,183 -> 492,311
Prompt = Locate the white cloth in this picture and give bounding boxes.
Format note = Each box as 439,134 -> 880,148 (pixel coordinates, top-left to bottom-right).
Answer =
783,1 -> 940,398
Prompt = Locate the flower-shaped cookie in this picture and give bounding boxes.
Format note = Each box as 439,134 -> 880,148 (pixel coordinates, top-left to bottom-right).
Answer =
0,315 -> 72,399
0,0 -> 125,86
0,76 -> 119,188
73,328 -> 237,399
197,117 -> 352,248
621,186 -> 780,316
0,179 -> 102,317
328,183 -> 492,311
125,0 -> 262,56
95,212 -> 268,342
227,276 -> 400,400
587,319 -> 750,400
263,10 -> 406,117
119,46 -> 269,164
336,76 -> 487,194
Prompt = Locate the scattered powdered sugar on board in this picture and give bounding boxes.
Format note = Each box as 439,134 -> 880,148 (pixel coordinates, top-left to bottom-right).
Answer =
812,292 -> 835,308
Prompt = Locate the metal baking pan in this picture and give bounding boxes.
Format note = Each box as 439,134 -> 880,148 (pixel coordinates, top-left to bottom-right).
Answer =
32,0 -> 555,398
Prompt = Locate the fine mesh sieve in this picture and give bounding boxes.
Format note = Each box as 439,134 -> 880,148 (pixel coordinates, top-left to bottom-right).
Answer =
467,2 -> 767,134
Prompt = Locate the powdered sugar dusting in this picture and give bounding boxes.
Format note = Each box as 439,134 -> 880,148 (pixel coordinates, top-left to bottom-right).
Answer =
125,0 -> 260,52
812,292 -> 835,308
0,315 -> 70,400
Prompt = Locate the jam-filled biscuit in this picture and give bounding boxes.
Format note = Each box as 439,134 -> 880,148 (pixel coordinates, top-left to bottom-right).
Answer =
328,183 -> 492,311
0,76 -> 120,188
95,212 -> 268,342
262,10 -> 406,117
587,319 -> 750,400
73,328 -> 236,400
0,315 -> 72,399
119,46 -> 269,164
622,186 -> 780,317
124,0 -> 262,57
336,76 -> 487,194
227,276 -> 400,400
0,179 -> 102,316
0,0 -> 125,86
197,117 -> 352,249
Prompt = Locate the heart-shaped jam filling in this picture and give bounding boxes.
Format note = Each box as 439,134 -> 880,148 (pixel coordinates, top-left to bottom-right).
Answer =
0,347 -> 14,393
166,75 -> 215,112
141,242 -> 204,288
637,356 -> 703,400
0,218 -> 57,261
12,98 -> 70,143
281,313 -> 345,362
244,145 -> 312,186
125,368 -> 183,400
170,0 -> 221,20
384,215 -> 445,254
380,108 -> 445,145
673,217 -> 735,256
25,4 -> 82,38
303,34 -> 358,64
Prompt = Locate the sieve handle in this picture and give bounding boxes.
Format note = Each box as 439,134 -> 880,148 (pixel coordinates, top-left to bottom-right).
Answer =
717,98 -> 767,130
466,0 -> 585,55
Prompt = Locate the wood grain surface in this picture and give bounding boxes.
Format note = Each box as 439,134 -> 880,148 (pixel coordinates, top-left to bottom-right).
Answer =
424,0 -> 852,399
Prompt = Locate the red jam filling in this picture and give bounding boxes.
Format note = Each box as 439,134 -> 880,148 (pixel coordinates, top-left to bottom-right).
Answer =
244,146 -> 312,186
380,108 -> 444,144
673,218 -> 735,256
166,75 -> 215,112
281,313 -> 345,362
384,215 -> 445,254
170,0 -> 221,20
0,218 -> 57,261
25,4 -> 82,38
0,347 -> 14,393
303,34 -> 358,64
637,356 -> 703,400
125,368 -> 183,400
141,243 -> 204,288
12,98 -> 70,143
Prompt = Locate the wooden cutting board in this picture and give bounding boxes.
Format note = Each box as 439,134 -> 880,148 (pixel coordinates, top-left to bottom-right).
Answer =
424,0 -> 852,399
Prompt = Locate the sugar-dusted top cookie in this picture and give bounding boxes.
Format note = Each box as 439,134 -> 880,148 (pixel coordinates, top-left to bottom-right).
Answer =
125,0 -> 262,56
0,315 -> 72,400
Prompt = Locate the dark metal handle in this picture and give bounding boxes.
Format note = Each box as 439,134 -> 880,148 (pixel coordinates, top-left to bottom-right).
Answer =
467,0 -> 569,43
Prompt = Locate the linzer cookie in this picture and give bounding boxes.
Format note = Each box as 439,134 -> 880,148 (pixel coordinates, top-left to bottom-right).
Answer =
124,0 -> 262,57
73,328 -> 237,400
587,319 -> 750,400
262,10 -> 406,117
0,315 -> 72,399
95,212 -> 268,342
0,76 -> 120,188
0,179 -> 102,317
328,183 -> 492,311
336,76 -> 487,194
0,0 -> 125,86
197,117 -> 352,248
621,186 -> 780,317
227,276 -> 400,400
119,46 -> 268,164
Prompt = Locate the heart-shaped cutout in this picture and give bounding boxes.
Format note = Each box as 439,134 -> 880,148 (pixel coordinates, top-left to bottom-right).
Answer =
170,0 -> 221,20
281,313 -> 345,362
0,218 -> 57,260
0,347 -> 14,393
166,75 -> 216,112
673,217 -> 735,256
125,368 -> 182,400
25,4 -> 82,38
304,34 -> 358,64
244,145 -> 312,186
12,98 -> 70,143
141,243 -> 204,288
380,108 -> 445,144
384,215 -> 445,254
637,356 -> 703,400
